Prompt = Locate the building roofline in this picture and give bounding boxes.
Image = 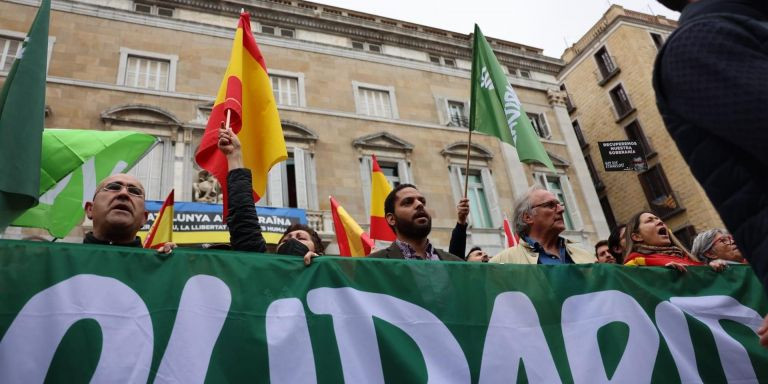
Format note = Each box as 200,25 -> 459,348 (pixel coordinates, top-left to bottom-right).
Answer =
560,5 -> 677,66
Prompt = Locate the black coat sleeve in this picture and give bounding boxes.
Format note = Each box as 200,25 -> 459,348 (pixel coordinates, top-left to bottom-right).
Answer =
449,222 -> 468,259
226,168 -> 267,253
659,17 -> 768,168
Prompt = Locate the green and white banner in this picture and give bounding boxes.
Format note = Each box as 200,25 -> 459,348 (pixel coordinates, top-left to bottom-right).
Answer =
1,240 -> 767,383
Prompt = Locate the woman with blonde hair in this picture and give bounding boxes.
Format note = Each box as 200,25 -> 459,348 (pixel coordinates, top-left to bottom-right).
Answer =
623,211 -> 726,272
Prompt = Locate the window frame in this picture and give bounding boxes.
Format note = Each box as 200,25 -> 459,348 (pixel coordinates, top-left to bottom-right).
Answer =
133,2 -> 175,17
650,32 -> 664,50
260,24 -> 295,38
533,172 -> 583,231
359,154 -> 413,219
449,165 -> 500,229
0,34 -> 23,73
0,28 -> 55,74
638,164 -> 684,220
609,83 -> 634,121
352,81 -> 399,119
572,119 -> 588,149
526,112 -> 551,139
446,99 -> 468,128
266,145 -> 319,210
624,120 -> 656,159
117,48 -> 178,92
594,46 -> 619,85
351,40 -> 382,53
268,69 -> 306,107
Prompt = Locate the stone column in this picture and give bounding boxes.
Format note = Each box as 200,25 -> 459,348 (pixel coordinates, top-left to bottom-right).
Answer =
548,89 -> 610,240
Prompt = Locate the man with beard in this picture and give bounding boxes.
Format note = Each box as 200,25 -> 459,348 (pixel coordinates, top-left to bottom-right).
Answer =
490,186 -> 594,264
367,184 -> 462,261
83,174 -> 174,253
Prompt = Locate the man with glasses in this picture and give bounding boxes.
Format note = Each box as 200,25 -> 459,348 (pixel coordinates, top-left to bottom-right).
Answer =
83,174 -> 156,248
490,186 -> 594,264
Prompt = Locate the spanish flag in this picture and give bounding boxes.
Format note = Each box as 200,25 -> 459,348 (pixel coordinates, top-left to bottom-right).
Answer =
330,196 -> 373,257
369,155 -> 396,241
195,11 -> 287,216
143,189 -> 174,249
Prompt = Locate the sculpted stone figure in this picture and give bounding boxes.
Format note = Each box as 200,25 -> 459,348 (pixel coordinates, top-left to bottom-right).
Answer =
193,170 -> 221,203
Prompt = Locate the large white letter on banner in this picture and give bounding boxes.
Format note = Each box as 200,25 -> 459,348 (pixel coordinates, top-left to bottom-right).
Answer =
479,292 -> 560,383
670,296 -> 762,382
0,274 -> 154,384
655,301 -> 701,382
155,275 -> 232,384
266,298 -> 317,384
307,287 -> 470,384
561,290 -> 659,383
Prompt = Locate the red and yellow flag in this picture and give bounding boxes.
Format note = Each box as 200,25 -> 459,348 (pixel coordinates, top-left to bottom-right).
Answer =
369,155 -> 396,241
330,196 -> 373,257
195,11 -> 287,216
143,189 -> 174,249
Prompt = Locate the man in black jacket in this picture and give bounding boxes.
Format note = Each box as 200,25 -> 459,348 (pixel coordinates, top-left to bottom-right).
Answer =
84,174 -> 147,247
653,0 -> 768,342
83,174 -> 175,253
368,184 -> 462,261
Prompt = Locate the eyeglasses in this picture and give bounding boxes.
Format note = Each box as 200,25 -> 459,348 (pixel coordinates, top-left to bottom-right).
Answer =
715,236 -> 735,246
532,200 -> 563,210
102,182 -> 144,197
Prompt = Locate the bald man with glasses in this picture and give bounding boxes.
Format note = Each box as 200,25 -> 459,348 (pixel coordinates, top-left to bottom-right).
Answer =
490,186 -> 595,265
83,174 -> 174,253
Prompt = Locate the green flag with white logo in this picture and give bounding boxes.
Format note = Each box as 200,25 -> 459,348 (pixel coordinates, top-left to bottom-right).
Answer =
12,129 -> 157,238
470,24 -> 555,170
0,0 -> 50,232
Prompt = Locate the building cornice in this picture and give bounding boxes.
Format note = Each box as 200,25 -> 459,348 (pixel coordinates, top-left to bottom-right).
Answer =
557,18 -> 676,80
14,0 -> 564,75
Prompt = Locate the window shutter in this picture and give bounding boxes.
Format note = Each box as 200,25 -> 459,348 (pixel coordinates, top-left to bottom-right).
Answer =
397,160 -> 411,184
128,138 -> 167,200
435,96 -> 448,125
559,174 -> 583,230
541,113 -> 551,139
305,151 -> 319,210
360,156 -> 373,220
268,164 -> 283,207
293,147 -> 308,209
449,165 -> 464,202
481,168 -> 502,228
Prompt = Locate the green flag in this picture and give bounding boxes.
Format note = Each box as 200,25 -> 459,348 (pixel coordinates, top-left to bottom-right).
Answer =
470,24 -> 555,170
12,129 -> 157,238
0,0 -> 51,231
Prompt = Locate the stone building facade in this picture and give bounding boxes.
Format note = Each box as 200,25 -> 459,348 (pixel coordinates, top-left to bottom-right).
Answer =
559,5 -> 724,247
1,0 -> 608,254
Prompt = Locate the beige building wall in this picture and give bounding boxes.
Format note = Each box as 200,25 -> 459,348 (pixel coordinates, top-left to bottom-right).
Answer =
1,0 -> 608,252
559,5 -> 724,246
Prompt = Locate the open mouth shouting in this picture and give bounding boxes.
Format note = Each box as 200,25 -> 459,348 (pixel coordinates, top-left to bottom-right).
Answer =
110,201 -> 134,215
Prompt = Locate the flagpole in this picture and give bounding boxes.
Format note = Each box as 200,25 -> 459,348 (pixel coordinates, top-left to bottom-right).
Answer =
463,129 -> 472,198
225,109 -> 231,131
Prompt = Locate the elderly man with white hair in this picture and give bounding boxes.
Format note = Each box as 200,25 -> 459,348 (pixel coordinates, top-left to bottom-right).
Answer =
691,229 -> 746,265
490,186 -> 594,265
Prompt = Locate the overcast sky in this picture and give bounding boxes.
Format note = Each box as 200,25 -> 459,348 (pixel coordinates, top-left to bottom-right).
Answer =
314,0 -> 680,58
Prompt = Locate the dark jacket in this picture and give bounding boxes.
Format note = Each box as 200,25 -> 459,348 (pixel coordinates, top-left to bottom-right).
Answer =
226,168 -> 267,253
83,232 -> 142,247
449,222 -> 468,259
653,0 -> 768,289
368,241 -> 463,261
